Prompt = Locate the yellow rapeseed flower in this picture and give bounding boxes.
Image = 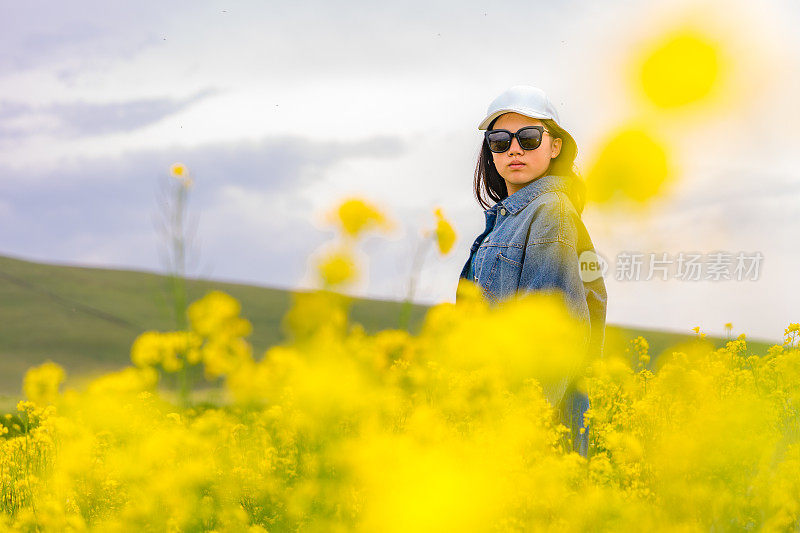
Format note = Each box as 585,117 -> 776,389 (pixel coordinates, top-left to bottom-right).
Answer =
130,330 -> 165,368
634,27 -> 723,109
85,366 -> 159,395
785,323 -> 800,348
23,361 -> 66,406
170,162 -> 187,178
316,247 -> 358,287
169,162 -> 192,188
280,290 -> 350,341
584,123 -> 671,204
188,290 -> 252,339
433,207 -> 456,255
326,197 -> 392,238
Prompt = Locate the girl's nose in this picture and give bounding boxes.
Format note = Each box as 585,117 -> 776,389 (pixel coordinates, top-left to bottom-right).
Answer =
507,136 -> 524,155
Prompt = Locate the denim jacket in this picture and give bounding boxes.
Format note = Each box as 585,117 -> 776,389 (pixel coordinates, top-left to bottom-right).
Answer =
457,174 -> 608,406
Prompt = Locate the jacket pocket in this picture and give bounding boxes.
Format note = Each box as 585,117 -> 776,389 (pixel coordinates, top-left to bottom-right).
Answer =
484,245 -> 524,303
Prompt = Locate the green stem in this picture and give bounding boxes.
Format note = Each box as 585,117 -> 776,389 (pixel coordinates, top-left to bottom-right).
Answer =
171,183 -> 190,407
399,235 -> 432,331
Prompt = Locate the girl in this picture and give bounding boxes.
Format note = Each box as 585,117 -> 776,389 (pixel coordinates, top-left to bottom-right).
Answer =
457,85 -> 607,457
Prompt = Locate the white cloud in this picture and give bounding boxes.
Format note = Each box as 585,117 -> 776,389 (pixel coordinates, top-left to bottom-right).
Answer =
0,0 -> 798,342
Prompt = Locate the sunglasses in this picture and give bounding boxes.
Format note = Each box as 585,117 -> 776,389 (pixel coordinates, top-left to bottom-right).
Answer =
484,125 -> 550,153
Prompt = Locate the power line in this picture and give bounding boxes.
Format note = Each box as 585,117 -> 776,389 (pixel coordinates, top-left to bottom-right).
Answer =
0,268 -> 144,331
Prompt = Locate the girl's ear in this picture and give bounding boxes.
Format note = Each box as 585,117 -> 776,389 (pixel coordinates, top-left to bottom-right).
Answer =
551,137 -> 562,159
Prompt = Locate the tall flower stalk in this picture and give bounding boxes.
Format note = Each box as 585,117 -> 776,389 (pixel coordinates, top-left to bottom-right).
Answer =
153,162 -> 197,406
398,207 -> 456,331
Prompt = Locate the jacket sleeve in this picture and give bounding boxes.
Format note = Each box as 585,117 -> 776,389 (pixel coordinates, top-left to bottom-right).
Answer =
517,196 -> 592,407
519,239 -> 590,327
519,239 -> 591,406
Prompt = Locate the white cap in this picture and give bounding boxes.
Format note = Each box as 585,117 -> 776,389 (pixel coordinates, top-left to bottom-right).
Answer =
477,85 -> 577,156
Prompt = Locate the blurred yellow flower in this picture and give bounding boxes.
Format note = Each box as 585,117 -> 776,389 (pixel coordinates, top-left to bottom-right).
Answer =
316,247 -> 358,287
326,197 -> 392,238
433,207 -> 456,255
585,124 -> 671,204
130,330 -> 204,372
170,162 -> 187,178
636,28 -> 723,109
188,290 -> 251,339
131,330 -> 164,368
23,360 -> 66,406
169,162 -> 192,188
785,323 -> 800,348
86,366 -> 159,395
280,290 -> 350,342
454,277 -> 484,305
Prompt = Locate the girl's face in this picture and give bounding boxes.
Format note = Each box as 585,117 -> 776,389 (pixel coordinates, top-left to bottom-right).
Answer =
490,112 -> 562,195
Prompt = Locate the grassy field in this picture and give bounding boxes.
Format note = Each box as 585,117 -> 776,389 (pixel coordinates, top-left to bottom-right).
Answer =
0,252 -> 777,408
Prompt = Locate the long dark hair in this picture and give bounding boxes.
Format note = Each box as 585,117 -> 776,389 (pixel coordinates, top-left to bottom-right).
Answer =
473,116 -> 586,215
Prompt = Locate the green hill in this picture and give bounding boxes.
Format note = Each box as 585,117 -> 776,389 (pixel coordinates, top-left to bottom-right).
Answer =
0,252 -> 778,406
0,252 -> 430,399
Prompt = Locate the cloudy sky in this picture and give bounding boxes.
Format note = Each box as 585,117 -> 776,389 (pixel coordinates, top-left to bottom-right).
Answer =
1,0 -> 798,342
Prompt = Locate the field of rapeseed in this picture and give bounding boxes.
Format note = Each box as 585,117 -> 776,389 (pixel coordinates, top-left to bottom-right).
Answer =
2,196 -> 800,532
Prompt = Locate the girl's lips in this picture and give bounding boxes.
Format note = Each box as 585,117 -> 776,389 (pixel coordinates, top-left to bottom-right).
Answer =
509,163 -> 525,169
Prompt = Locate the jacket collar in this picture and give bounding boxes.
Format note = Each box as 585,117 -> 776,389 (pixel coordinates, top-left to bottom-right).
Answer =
486,174 -> 581,216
